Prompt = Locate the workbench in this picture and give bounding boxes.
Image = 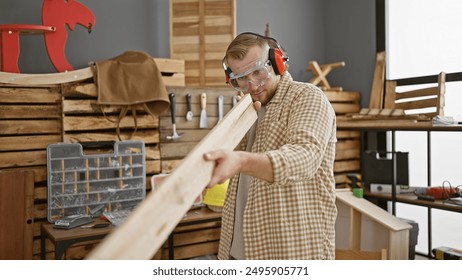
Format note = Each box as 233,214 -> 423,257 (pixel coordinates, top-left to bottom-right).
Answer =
40,206 -> 222,260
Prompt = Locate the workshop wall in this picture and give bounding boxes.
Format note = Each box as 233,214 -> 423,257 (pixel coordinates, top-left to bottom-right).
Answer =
0,0 -> 375,106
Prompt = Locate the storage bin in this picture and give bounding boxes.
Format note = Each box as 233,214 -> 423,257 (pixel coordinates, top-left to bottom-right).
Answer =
46,141 -> 145,222
362,150 -> 409,189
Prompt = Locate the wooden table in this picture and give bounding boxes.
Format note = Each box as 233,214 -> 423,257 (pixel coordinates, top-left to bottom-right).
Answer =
41,206 -> 222,260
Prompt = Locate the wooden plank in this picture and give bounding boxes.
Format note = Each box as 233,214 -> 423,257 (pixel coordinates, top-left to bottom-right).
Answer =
336,190 -> 412,232
146,160 -> 161,174
154,58 -> 185,74
334,173 -> 350,185
0,58 -> 184,86
0,167 -> 46,183
87,93 -> 257,259
336,139 -> 360,151
324,90 -> 360,102
163,74 -> 186,87
388,229 -> 409,260
170,0 -> 235,87
159,103 -> 233,119
172,227 -> 220,247
63,83 -> 97,98
335,249 -> 386,260
0,150 -> 46,168
199,0 -> 206,86
173,221 -> 221,233
436,72 -> 446,116
331,103 -> 361,114
160,142 -> 198,158
160,129 -> 209,143
335,149 -> 360,161
63,115 -> 158,131
33,203 -> 48,220
161,159 -> 182,173
0,135 -> 61,151
336,130 -> 360,139
63,130 -> 159,144
0,120 -> 61,134
0,87 -> 61,103
63,100 -> 150,114
0,105 -> 61,119
0,67 -> 93,85
394,98 -> 438,110
166,241 -> 219,260
334,159 -> 360,173
369,51 -> 386,109
395,86 -> 438,100
0,170 -> 34,259
350,208 -> 362,250
384,80 -> 397,109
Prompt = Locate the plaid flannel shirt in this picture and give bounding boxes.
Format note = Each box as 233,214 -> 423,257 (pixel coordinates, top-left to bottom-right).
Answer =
218,72 -> 337,260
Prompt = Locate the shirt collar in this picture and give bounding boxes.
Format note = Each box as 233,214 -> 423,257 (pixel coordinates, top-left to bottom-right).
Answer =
267,71 -> 293,105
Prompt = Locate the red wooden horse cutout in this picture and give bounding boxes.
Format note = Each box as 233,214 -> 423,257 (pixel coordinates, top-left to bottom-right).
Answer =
0,0 -> 95,73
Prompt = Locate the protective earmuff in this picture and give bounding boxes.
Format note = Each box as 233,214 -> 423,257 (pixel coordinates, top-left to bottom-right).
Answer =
223,32 -> 289,82
268,47 -> 286,76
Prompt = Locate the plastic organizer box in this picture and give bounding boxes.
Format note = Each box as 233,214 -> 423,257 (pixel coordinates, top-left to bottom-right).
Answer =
46,141 -> 145,222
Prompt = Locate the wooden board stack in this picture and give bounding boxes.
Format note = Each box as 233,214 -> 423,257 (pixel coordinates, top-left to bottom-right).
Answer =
0,58 -> 184,259
324,90 -> 362,187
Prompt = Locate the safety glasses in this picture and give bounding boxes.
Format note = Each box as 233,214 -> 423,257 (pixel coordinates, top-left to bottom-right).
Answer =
228,60 -> 272,92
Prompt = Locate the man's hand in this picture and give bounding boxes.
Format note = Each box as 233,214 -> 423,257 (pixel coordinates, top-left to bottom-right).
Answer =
236,92 -> 261,111
203,149 -> 241,188
203,149 -> 274,188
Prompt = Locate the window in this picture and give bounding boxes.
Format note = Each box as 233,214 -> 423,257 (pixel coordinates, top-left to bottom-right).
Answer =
385,0 -> 462,255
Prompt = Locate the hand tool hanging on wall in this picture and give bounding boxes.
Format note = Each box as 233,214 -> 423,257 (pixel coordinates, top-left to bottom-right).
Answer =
185,93 -> 193,121
199,92 -> 208,128
218,95 -> 224,121
167,92 -> 182,140
232,95 -> 238,107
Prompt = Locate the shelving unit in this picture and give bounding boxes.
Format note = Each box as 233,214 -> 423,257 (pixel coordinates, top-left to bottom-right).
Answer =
337,119 -> 462,258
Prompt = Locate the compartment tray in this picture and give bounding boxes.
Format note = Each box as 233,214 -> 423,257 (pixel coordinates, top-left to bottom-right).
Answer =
47,141 -> 146,222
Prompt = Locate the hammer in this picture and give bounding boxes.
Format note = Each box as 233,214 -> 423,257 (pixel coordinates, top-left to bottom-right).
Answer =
166,92 -> 183,140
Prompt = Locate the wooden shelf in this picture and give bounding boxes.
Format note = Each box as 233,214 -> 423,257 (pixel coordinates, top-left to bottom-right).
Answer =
365,191 -> 462,214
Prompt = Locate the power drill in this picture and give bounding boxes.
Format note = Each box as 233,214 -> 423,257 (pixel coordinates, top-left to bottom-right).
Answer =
414,186 -> 461,200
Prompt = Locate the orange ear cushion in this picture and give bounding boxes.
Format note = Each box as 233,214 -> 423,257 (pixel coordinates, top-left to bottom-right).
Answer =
269,48 -> 285,75
224,66 -> 232,83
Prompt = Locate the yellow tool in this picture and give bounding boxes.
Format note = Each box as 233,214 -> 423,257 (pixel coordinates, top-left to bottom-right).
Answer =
203,179 -> 229,212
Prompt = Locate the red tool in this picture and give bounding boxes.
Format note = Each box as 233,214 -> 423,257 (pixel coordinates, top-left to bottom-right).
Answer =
414,186 -> 461,199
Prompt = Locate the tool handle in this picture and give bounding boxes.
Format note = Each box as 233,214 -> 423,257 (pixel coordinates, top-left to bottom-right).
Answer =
186,94 -> 192,112
232,95 -> 238,107
169,92 -> 176,125
218,95 -> 224,120
201,92 -> 207,109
